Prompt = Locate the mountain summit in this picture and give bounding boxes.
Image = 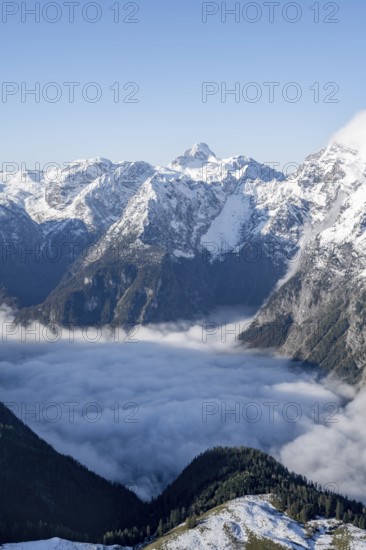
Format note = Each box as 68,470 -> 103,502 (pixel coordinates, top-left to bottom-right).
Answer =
169,142 -> 284,183
183,142 -> 218,160
169,142 -> 218,174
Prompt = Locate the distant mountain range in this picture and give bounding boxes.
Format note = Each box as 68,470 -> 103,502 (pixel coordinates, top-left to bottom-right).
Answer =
1,142 -> 288,326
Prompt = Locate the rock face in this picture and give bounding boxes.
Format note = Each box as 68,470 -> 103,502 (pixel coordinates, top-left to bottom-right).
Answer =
240,143 -> 366,385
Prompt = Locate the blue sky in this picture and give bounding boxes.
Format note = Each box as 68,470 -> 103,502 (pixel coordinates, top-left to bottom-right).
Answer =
0,0 -> 364,168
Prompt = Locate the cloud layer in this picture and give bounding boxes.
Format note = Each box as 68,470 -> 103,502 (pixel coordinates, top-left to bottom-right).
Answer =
0,306 -> 363,502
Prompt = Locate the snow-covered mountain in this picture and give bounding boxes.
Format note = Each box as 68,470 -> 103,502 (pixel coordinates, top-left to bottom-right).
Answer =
2,144 -> 291,325
0,143 -> 286,256
240,141 -> 366,384
3,125 -> 366,368
0,158 -> 155,233
2,540 -> 128,550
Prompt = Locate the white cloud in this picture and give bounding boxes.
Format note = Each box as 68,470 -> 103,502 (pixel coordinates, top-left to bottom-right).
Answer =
0,307 -> 364,503
332,110 -> 366,158
279,387 -> 366,501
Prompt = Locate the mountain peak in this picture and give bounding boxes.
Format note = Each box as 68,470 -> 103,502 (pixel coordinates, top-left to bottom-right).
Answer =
169,143 -> 218,173
183,142 -> 217,160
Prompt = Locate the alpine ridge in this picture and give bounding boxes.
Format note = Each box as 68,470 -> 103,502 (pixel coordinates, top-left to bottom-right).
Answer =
1,129 -> 366,385
2,143 -> 290,326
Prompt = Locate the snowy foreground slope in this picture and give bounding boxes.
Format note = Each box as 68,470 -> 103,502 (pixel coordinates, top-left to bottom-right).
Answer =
4,496 -> 366,550
146,496 -> 366,550
0,538 -> 129,550
1,539 -> 129,550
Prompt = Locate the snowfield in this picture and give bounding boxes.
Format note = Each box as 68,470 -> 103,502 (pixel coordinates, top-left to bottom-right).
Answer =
147,495 -> 366,550
2,538 -> 129,550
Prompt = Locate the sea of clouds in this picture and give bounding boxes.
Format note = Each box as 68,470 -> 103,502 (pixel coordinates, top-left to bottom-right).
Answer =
0,304 -> 364,502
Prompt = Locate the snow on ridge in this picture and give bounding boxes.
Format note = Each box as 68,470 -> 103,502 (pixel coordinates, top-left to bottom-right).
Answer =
2,137 -> 366,267
151,495 -> 366,550
169,143 -> 285,184
2,537 -> 130,549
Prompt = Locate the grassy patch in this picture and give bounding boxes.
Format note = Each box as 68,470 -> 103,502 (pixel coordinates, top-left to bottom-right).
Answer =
332,526 -> 353,549
245,532 -> 289,549
330,524 -> 366,549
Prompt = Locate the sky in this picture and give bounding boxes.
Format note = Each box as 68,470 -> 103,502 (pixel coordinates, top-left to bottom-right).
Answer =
0,0 -> 364,169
